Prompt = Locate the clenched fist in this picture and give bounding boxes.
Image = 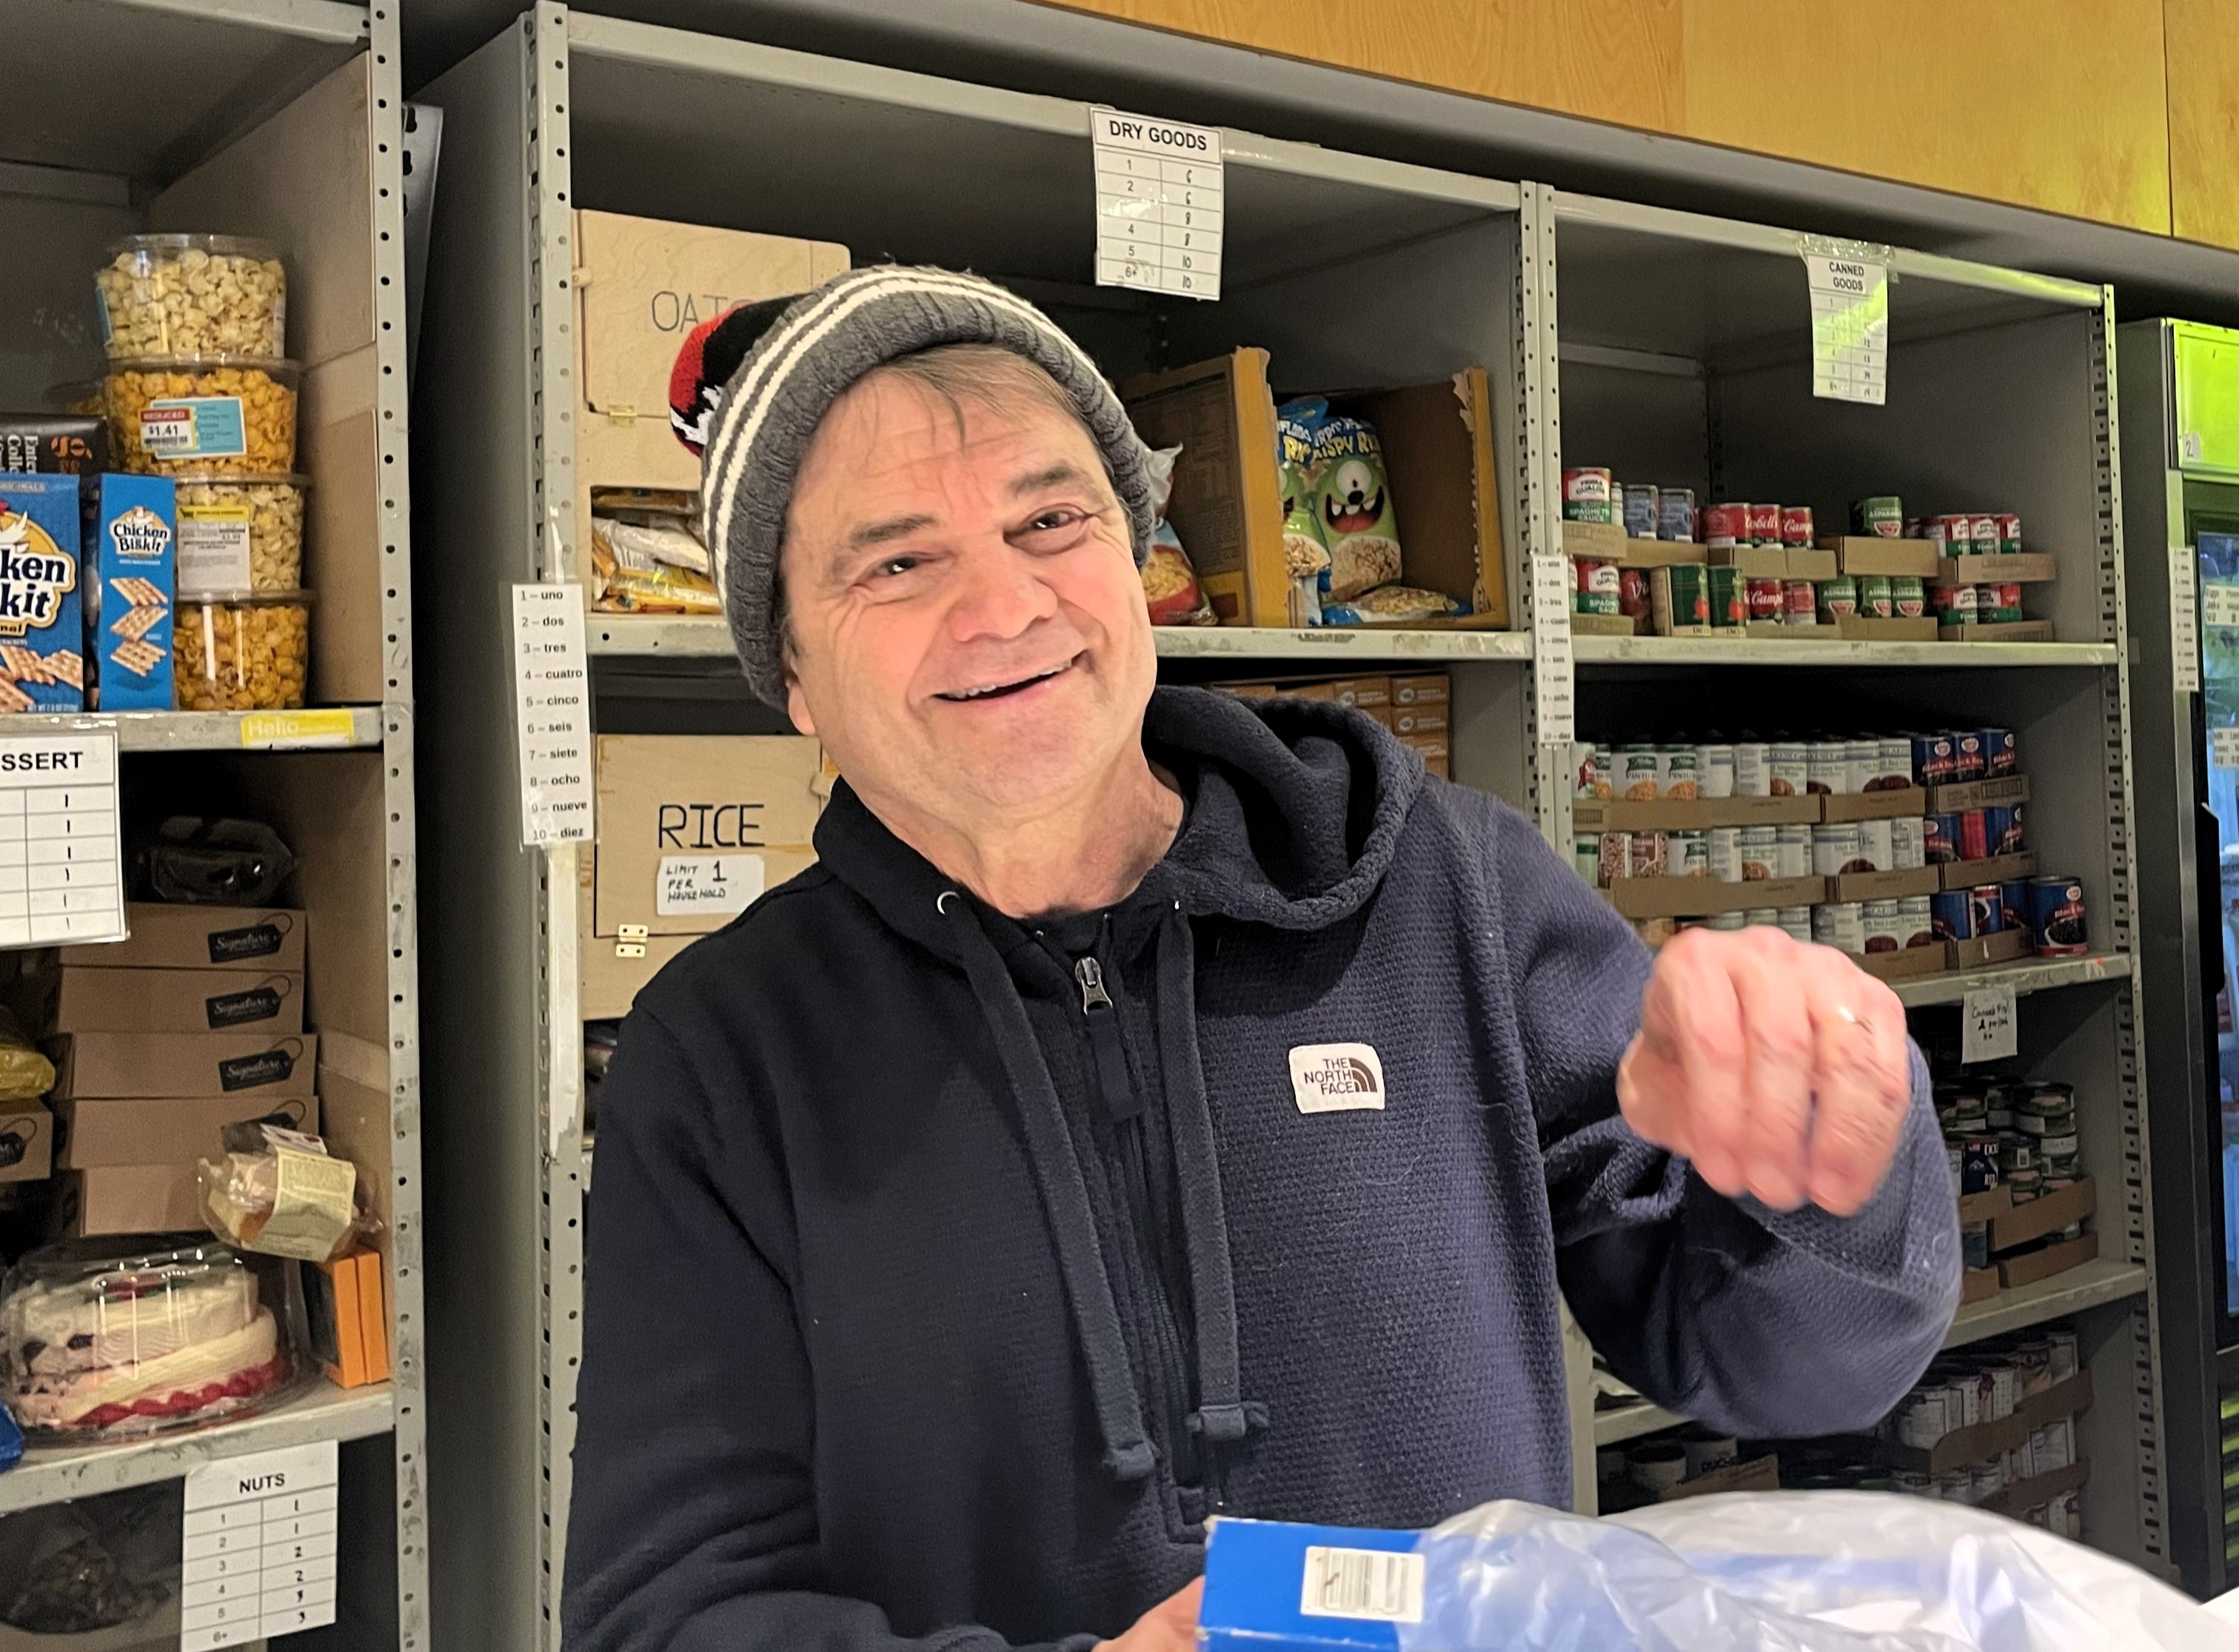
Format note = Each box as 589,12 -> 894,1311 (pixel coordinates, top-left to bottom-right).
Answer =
1618,926 -> 1912,1216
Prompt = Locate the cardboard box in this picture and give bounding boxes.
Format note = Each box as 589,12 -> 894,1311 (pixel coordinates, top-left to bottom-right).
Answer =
1706,544 -> 1836,581
1983,1457 -> 2089,1519
1602,875 -> 1827,920
1947,620 -> 2057,644
1200,1518 -> 1427,1651
309,1250 -> 387,1390
361,1247 -> 391,1382
1949,929 -> 2032,969
1570,612 -> 1636,636
1939,851 -> 2037,891
1648,565 -> 1713,635
1573,795 -> 1818,830
1926,775 -> 2030,813
1998,1228 -> 2099,1288
1823,535 -> 1942,577
59,903 -> 307,972
0,415 -> 106,474
1389,705 -> 1446,738
56,1163 -> 200,1236
1818,786 -> 1928,822
1388,672 -> 1448,707
1850,943 -> 1949,982
1566,518 -> 1702,567
1399,730 -> 1449,768
1659,1453 -> 1781,1502
0,472 -> 87,709
1884,1368 -> 2091,1474
572,210 -> 847,511
54,1092 -> 316,1169
85,473 -> 175,711
0,1104 -> 51,1183
593,735 -> 825,938
578,849 -> 693,1020
1123,350 -> 1289,626
1933,553 -> 2057,585
46,1030 -> 316,1100
1830,866 -> 1942,903
1961,1266 -> 2001,1304
1989,1176 -> 2095,1253
1744,620 -> 1838,639
46,964 -> 305,1034
1835,616 -> 1939,643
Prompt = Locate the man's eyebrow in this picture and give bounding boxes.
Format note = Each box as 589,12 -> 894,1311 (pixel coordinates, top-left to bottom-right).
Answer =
842,512 -> 940,554
1009,462 -> 1096,498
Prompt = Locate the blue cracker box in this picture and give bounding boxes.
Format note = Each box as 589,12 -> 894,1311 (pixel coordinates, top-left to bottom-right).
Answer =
85,473 -> 175,711
0,473 -> 86,711
1202,1519 -> 1428,1651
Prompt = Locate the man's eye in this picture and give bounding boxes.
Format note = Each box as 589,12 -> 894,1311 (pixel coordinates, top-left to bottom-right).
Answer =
1027,509 -> 1082,533
872,555 -> 920,578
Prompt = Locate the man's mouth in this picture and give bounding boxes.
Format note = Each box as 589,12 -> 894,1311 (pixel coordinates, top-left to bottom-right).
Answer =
934,658 -> 1075,703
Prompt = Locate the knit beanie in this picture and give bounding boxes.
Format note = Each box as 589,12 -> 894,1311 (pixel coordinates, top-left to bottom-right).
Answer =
673,267 -> 1158,707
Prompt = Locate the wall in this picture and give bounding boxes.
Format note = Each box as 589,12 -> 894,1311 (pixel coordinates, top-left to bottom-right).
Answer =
1038,0 -> 2239,251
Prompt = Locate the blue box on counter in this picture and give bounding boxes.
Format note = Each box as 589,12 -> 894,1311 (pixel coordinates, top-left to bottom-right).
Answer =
0,472 -> 87,711
84,473 -> 175,710
1201,1518 -> 1427,1651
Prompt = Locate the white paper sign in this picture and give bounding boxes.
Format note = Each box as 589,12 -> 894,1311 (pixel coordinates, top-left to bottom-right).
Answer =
1092,107 -> 1222,300
181,1440 -> 339,1648
2172,546 -> 2203,693
1961,983 -> 2018,1064
2203,581 -> 2239,629
1803,252 -> 1890,405
1528,552 -> 1575,747
512,583 -> 595,847
655,853 -> 764,917
2215,727 -> 2239,771
0,731 -> 125,948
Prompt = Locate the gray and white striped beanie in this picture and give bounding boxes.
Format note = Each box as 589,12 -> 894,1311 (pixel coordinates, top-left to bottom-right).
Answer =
694,266 -> 1159,707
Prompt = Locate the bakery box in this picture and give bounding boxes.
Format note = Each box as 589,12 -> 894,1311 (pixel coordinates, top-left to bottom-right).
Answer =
46,1031 -> 317,1100
55,1163 -> 201,1236
44,963 -> 305,1034
54,1092 -> 317,1170
58,903 -> 306,972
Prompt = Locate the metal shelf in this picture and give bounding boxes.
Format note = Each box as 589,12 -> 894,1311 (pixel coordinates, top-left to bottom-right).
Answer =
0,1381 -> 395,1516
1570,636 -> 2118,668
0,706 -> 385,752
1891,952 -> 2133,1009
1944,1260 -> 2150,1348
1592,1398 -> 1684,1448
586,614 -> 732,656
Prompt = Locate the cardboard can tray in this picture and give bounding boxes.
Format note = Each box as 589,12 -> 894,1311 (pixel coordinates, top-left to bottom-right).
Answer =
1601,874 -> 1827,919
1932,552 -> 2057,584
1948,929 -> 2032,969
1881,1368 -> 2092,1474
1560,520 -> 1704,566
1829,866 -> 1943,903
1981,1457 -> 2089,1519
1848,943 -> 1949,981
1938,850 -> 2038,890
1704,544 -> 1835,581
1835,615 -> 1940,642
1941,620 -> 2058,643
1926,774 -> 2031,812
1568,612 -> 1638,636
1744,620 -> 1840,639
1819,786 -> 1930,823
1574,795 -> 1820,830
1997,1228 -> 2099,1288
1821,535 -> 1944,577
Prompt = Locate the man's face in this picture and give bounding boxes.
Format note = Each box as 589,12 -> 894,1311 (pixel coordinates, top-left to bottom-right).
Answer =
780,371 -> 1157,825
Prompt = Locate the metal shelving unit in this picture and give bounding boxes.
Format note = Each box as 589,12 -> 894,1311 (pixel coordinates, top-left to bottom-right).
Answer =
0,1 -> 426,1645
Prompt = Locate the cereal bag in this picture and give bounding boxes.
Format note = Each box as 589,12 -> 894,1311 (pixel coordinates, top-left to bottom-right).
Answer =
1311,415 -> 1403,602
1274,401 -> 1329,627
1139,444 -> 1214,626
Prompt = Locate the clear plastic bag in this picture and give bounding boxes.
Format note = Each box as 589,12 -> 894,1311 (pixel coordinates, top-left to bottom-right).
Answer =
1395,1494 -> 2231,1652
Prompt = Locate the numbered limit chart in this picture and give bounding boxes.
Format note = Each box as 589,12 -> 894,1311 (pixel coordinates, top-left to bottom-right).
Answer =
0,732 -> 126,947
181,1441 -> 339,1648
1091,107 -> 1222,300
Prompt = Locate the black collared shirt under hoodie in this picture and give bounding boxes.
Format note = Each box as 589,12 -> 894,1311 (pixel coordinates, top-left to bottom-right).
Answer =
562,686 -> 1961,1652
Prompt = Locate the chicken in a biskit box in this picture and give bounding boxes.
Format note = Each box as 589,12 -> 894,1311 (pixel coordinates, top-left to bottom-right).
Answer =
0,475 -> 86,710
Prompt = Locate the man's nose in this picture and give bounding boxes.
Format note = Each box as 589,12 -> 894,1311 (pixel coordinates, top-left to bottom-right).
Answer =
946,541 -> 1060,643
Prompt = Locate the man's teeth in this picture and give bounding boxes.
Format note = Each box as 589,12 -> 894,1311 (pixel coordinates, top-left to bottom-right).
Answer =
944,665 -> 1064,700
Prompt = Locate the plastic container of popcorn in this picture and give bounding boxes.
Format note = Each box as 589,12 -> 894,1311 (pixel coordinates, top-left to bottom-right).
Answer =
96,233 -> 287,361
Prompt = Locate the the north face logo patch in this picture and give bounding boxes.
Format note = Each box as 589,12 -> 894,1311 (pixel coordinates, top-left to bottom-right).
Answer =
1288,1043 -> 1386,1114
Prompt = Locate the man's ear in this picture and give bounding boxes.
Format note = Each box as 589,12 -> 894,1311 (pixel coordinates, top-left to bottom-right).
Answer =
786,673 -> 817,738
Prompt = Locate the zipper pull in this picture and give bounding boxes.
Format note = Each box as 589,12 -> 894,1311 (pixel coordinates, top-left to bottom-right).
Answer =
1074,955 -> 1114,1014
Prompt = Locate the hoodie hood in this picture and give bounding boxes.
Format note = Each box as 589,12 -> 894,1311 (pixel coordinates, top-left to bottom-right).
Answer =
806,685 -> 1425,1488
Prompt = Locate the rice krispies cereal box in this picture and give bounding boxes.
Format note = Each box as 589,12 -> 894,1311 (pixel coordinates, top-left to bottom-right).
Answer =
0,474 -> 86,711
86,473 -> 175,710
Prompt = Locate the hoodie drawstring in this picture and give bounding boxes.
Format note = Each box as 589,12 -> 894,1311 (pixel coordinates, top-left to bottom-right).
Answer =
942,893 -> 1156,1482
1154,903 -> 1265,1450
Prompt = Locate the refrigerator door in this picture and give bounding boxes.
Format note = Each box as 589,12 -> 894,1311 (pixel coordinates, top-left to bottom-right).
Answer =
2203,529 -> 2239,1339
2177,324 -> 2239,479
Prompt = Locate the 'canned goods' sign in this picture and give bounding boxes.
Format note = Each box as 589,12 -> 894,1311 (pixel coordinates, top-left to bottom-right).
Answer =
1801,238 -> 1891,407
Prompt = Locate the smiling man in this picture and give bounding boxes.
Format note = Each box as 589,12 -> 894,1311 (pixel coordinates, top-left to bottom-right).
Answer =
563,267 -> 1961,1652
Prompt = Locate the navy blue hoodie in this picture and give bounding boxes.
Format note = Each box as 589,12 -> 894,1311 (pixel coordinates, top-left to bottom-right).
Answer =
563,686 -> 1960,1651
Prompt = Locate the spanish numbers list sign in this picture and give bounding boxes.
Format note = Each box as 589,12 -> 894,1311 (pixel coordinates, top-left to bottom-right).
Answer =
0,731 -> 124,947
180,1440 -> 338,1647
1092,107 -> 1222,301
511,583 -> 595,847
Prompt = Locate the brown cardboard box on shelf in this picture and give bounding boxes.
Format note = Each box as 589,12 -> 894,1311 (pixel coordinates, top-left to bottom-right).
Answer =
1935,553 -> 2058,585
1818,786 -> 1928,823
0,1105 -> 52,1183
1567,519 -> 1703,568
1939,852 -> 2038,891
1946,620 -> 2058,643
572,210 -> 847,513
59,904 -> 306,973
1849,944 -> 1949,982
1830,866 -> 1942,903
1948,929 -> 2032,969
1998,1229 -> 2100,1288
1390,704 -> 1448,738
1603,875 -> 1827,920
56,1163 -> 201,1237
1960,1267 -> 2001,1304
45,965 -> 305,1034
1575,796 -> 1818,831
578,850 -> 695,1022
54,1093 -> 316,1170
1389,673 -> 1449,707
1659,1454 -> 1780,1502
593,735 -> 826,940
1824,536 -> 1942,577
1927,775 -> 2030,812
45,1031 -> 316,1101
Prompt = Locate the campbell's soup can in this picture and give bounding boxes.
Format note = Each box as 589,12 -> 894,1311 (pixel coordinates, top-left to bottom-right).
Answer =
1858,817 -> 1895,872
1736,826 -> 1777,880
1619,566 -> 1652,618
1621,483 -> 1660,539
1747,577 -> 1784,621
1703,501 -> 1749,545
1986,803 -> 2025,857
1732,741 -> 1770,797
1562,466 -> 1614,521
1968,883 -> 2006,934
1875,737 -> 1914,790
1783,579 -> 1817,622
1659,487 -> 1697,541
1958,808 -> 1989,861
1931,888 -> 1972,940
1813,822 -> 1867,875
1951,731 -> 1987,782
1818,575 -> 1859,621
1892,575 -> 1927,618
1806,740 -> 1847,795
1979,727 -> 2017,776
1707,826 -> 1744,882
1969,513 -> 2001,554
1861,897 -> 1904,953
1853,496 -> 1904,537
1780,504 -> 1815,546
2029,875 -> 2089,955
1778,905 -> 1813,942
1858,574 -> 1893,618
1773,825 -> 1813,878
1659,746 -> 1701,799
1995,512 -> 2023,552
1745,501 -> 1782,546
1767,740 -> 1808,797
1901,894 -> 1936,947
1617,745 -> 1661,799
1924,813 -> 1962,865
1890,816 -> 1927,869
1813,900 -> 1867,954
1696,743 -> 1736,799
1671,830 -> 1710,878
1911,732 -> 1956,787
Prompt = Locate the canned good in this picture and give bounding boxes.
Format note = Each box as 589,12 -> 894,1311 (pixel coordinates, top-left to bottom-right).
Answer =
1621,483 -> 1659,539
1858,817 -> 1894,872
1618,744 -> 1661,799
1630,831 -> 1668,878
2000,880 -> 2030,929
1573,742 -> 1607,798
2029,875 -> 2089,954
1984,581 -> 2024,623
1746,576 -> 1784,621
1968,883 -> 2005,934
1736,826 -> 1777,880
2048,1330 -> 2078,1382
1574,835 -> 1600,883
1875,736 -> 1914,790
1921,518 -> 1951,555
1892,575 -> 1926,619
1912,733 -> 1957,787
1659,745 -> 1701,800
1901,894 -> 1936,947
2007,1167 -> 2042,1204
1987,1364 -> 2018,1420
1783,579 -> 1817,622
1696,743 -> 1736,799
1573,587 -> 1619,616
1818,575 -> 1859,621
1707,826 -> 1743,883
1969,514 -> 2001,555
1779,504 -> 1815,547
1662,564 -> 1710,627
1707,566 -> 1747,627
1933,583 -> 1979,623
1855,574 -> 1890,619
1767,740 -> 1808,797
1994,512 -> 2023,552
1924,813 -> 1962,864
1958,809 -> 1989,861
1998,1137 -> 2036,1174
1813,822 -> 1867,875
1842,738 -> 1878,796
1961,1220 -> 1989,1268
1985,803 -> 2025,857
1659,488 -> 1697,542
1807,740 -> 1847,796
1813,901 -> 1866,954
1778,905 -> 1813,942
1732,741 -> 1770,797
1890,817 -> 1927,869
1597,833 -> 1632,885
1861,897 -> 1904,953
2011,1342 -> 2052,1396
1576,558 -> 1621,599
1745,502 -> 1781,546
1853,496 -> 1904,537
1969,1462 -> 2006,1505
2021,1083 -> 2076,1123
1931,889 -> 1972,940
1702,501 -> 1748,545
1562,467 -> 1614,521
1958,1135 -> 2002,1194
1774,824 -> 1813,878
2037,1131 -> 2081,1160
1704,910 -> 1747,931
1980,727 -> 2018,776
1744,906 -> 1780,926
1950,732 -> 1987,782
